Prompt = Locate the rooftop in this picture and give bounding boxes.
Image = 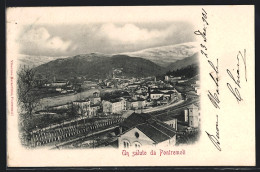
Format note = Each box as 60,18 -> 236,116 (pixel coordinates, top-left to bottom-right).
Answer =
155,115 -> 178,122
187,104 -> 198,109
120,113 -> 153,129
150,90 -> 164,94
134,119 -> 176,143
120,113 -> 176,144
108,98 -> 124,103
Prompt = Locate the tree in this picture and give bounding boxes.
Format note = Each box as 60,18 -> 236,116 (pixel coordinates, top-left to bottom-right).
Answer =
73,103 -> 81,128
17,65 -> 41,120
77,102 -> 89,127
17,66 -> 42,147
66,102 -> 76,118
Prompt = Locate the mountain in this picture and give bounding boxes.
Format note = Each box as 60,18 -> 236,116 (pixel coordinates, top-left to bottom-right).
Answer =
19,42 -> 199,68
34,54 -> 165,80
119,42 -> 199,67
166,53 -> 199,71
17,54 -> 68,68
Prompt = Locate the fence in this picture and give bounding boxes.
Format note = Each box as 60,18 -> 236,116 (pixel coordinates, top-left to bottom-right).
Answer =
28,118 -> 124,147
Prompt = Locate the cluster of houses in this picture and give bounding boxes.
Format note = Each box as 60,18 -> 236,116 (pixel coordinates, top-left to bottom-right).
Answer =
40,72 -> 200,99
34,72 -> 201,148
165,75 -> 182,83
32,64 -> 202,148
117,103 -> 200,148
101,86 -> 181,115
38,86 -> 181,120
37,73 -> 200,120
43,79 -> 79,94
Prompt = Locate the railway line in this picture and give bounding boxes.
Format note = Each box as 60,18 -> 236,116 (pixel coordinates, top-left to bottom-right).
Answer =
150,98 -> 200,118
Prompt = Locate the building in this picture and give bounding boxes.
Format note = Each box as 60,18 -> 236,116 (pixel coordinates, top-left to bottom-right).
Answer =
184,104 -> 200,128
155,96 -> 169,105
93,92 -> 99,97
132,92 -> 148,100
156,116 -> 178,130
150,91 -> 164,100
167,76 -> 182,83
55,87 -> 62,92
185,91 -> 199,99
126,99 -> 146,110
73,100 -> 91,115
165,75 -> 169,81
51,81 -> 68,87
163,91 -> 174,100
150,89 -> 180,105
118,113 -> 177,148
191,83 -> 200,95
82,81 -> 98,89
88,105 -> 100,117
89,92 -> 101,105
102,98 -> 126,114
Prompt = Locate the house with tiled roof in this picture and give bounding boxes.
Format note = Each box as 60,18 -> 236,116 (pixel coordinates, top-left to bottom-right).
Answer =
118,113 -> 177,148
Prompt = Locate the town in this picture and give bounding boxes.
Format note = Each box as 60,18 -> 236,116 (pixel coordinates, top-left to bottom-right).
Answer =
19,67 -> 200,149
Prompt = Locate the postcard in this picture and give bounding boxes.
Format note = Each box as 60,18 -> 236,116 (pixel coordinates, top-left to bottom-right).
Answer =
6,5 -> 255,167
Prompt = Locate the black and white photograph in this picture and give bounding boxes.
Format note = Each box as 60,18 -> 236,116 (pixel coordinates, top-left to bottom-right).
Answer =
16,9 -> 200,149
6,6 -> 255,166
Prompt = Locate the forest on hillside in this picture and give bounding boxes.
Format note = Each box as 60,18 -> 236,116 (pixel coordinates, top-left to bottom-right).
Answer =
166,64 -> 199,78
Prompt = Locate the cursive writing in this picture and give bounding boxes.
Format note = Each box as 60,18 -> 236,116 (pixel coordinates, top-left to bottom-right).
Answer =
195,8 -> 220,109
195,8 -> 222,152
208,90 -> 220,109
205,115 -> 221,151
205,114 -> 221,151
208,58 -> 220,109
226,49 -> 247,103
194,8 -> 209,58
194,8 -> 208,43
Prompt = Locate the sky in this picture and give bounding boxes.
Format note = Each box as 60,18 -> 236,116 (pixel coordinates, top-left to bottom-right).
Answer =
8,7 -> 198,57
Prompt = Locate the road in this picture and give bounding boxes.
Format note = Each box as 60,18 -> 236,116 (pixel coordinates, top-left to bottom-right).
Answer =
152,98 -> 200,117
142,99 -> 185,113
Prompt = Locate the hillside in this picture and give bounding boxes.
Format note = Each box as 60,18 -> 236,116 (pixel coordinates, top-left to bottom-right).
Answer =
166,53 -> 199,71
18,54 -> 68,68
34,54 -> 165,80
19,42 -> 199,68
120,42 -> 199,67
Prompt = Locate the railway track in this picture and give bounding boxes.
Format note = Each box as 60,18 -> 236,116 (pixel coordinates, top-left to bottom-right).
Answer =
151,98 -> 200,117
